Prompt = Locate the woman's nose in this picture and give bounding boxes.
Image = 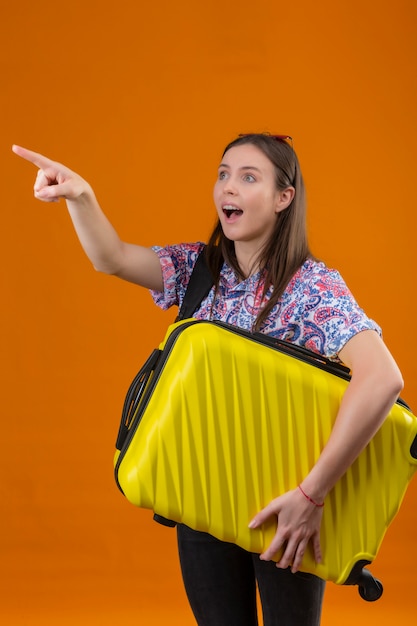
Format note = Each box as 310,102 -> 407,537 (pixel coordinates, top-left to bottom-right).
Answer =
223,178 -> 237,195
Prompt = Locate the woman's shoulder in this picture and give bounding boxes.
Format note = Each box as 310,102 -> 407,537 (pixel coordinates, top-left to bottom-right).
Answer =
289,258 -> 347,293
298,257 -> 339,276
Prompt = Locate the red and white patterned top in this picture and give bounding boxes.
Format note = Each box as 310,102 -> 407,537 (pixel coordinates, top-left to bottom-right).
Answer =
151,242 -> 380,360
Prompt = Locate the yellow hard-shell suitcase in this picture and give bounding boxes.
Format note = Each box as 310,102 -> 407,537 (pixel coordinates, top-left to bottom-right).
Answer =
114,320 -> 417,600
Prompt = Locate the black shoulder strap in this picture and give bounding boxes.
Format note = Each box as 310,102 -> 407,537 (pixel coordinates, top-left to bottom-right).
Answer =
176,247 -> 214,321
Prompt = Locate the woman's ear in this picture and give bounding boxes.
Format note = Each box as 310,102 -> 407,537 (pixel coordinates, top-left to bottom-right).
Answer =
275,186 -> 295,213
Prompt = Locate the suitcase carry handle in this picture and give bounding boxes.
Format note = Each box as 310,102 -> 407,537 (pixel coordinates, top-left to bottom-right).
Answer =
115,245 -> 212,457
115,348 -> 161,451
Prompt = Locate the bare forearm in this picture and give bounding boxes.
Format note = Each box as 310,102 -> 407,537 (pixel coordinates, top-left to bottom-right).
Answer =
301,331 -> 403,503
67,193 -> 163,287
13,145 -> 164,290
66,188 -> 126,274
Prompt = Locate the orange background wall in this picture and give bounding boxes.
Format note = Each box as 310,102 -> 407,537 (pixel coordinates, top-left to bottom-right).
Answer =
1,1 -> 416,624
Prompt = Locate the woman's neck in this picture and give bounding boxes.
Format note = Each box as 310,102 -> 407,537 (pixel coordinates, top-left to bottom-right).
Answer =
235,242 -> 262,279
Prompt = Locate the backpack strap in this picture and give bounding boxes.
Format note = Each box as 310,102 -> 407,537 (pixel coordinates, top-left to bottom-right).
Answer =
175,246 -> 214,321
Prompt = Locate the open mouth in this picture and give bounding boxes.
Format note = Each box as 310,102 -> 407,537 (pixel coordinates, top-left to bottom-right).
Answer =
223,206 -> 243,218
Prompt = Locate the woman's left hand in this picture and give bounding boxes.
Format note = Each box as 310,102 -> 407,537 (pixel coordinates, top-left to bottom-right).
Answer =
249,487 -> 323,573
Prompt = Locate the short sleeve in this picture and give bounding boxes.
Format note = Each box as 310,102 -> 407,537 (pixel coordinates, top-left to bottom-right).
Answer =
299,264 -> 381,358
150,242 -> 205,310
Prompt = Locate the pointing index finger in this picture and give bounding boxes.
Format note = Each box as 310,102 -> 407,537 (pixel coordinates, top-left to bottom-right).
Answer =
12,145 -> 56,170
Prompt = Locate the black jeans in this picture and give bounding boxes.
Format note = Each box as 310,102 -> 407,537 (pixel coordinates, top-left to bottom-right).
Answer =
177,525 -> 325,626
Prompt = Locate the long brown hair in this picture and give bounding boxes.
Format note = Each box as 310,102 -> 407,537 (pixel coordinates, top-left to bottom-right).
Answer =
205,133 -> 315,331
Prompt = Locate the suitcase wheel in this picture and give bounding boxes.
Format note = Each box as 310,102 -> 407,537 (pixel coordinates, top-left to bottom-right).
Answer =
357,569 -> 384,602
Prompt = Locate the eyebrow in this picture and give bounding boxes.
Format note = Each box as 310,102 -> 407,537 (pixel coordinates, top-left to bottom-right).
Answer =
218,163 -> 262,172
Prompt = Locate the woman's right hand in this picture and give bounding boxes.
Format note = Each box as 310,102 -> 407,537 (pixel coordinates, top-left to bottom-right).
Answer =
12,144 -> 164,289
12,145 -> 92,203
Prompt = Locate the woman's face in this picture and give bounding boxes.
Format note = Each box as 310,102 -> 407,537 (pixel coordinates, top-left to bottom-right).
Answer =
213,143 -> 290,253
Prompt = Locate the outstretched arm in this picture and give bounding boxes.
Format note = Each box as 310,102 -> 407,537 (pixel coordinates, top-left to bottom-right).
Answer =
12,145 -> 163,291
249,329 -> 403,573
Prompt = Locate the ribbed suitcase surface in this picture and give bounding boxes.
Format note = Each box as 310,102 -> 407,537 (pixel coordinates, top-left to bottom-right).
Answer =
114,320 -> 417,588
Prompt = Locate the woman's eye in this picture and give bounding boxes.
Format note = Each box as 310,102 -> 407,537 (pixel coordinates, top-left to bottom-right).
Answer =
218,171 -> 228,180
243,174 -> 256,182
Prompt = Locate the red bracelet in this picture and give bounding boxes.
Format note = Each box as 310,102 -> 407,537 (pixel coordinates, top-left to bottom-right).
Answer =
298,485 -> 324,507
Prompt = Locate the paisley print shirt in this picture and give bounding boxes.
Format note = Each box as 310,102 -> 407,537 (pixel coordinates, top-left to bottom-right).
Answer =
150,242 -> 380,360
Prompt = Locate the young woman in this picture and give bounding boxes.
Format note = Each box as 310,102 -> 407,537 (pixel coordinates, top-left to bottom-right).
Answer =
13,135 -> 403,626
